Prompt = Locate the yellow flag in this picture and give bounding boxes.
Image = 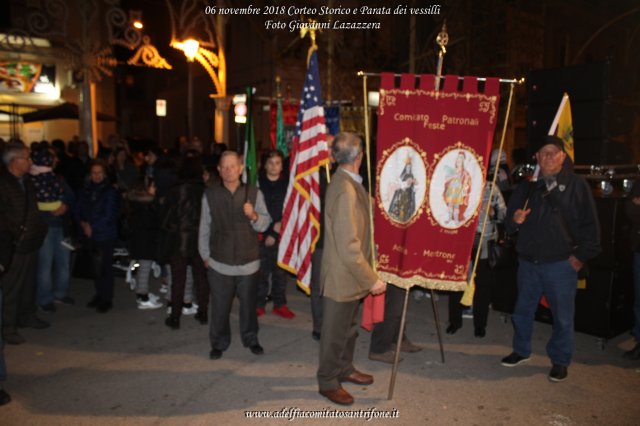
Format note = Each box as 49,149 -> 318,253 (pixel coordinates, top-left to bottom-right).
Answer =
549,94 -> 585,289
549,93 -> 574,161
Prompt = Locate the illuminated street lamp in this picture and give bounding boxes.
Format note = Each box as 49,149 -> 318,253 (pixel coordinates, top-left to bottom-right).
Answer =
182,38 -> 199,62
173,38 -> 201,140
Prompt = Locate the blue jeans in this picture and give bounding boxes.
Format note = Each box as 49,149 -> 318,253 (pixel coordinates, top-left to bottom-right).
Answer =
512,258 -> 577,366
633,252 -> 640,342
37,226 -> 71,306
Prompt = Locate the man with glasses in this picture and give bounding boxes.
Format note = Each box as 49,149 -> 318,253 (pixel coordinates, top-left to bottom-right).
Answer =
501,135 -> 600,382
0,142 -> 48,346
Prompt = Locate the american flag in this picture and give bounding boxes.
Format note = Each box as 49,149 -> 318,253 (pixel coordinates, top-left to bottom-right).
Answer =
277,49 -> 329,294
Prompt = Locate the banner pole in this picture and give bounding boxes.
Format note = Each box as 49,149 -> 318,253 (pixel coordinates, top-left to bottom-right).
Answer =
388,287 -> 410,400
430,288 -> 446,363
427,23 -> 448,364
461,82 -> 516,306
434,21 -> 448,90
362,73 -> 377,270
357,72 -> 524,86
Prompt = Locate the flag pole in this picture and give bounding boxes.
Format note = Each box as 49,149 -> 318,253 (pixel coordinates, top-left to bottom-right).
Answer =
387,21 -> 451,400
548,93 -> 568,136
461,82 -> 516,308
434,21 -> 448,90
362,73 -> 376,271
430,21 -> 449,366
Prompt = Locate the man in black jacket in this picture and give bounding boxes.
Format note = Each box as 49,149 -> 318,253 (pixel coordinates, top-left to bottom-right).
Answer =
0,143 -> 49,345
501,136 -> 601,382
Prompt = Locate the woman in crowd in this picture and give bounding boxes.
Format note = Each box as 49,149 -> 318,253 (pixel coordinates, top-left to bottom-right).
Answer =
126,177 -> 163,310
160,154 -> 208,329
77,160 -> 120,313
447,178 -> 506,337
111,146 -> 139,193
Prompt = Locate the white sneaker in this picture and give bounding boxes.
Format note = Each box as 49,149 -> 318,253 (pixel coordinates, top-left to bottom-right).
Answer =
182,303 -> 198,315
148,293 -> 160,302
151,262 -> 162,278
159,284 -> 169,294
137,298 -> 163,310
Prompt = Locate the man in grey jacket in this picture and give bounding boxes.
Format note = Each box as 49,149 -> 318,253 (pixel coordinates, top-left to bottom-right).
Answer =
199,151 -> 271,360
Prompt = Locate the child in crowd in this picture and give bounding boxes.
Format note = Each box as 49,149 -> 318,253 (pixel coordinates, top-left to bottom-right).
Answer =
256,150 -> 294,319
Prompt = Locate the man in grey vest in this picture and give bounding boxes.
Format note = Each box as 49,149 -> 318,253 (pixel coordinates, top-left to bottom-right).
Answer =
199,151 -> 271,359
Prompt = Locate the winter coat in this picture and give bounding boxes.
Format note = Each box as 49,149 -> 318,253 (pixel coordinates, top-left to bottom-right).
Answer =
0,170 -> 47,254
506,168 -> 601,263
77,180 -> 120,242
125,189 -> 159,260
625,178 -> 640,252
159,178 -> 204,258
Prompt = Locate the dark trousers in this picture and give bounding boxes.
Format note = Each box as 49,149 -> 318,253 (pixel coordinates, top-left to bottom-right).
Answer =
257,244 -> 289,308
208,268 -> 259,351
1,251 -> 38,337
317,297 -> 359,391
169,256 -> 209,317
449,259 -> 494,328
310,248 -> 324,334
0,288 -> 6,382
94,240 -> 115,302
370,283 -> 405,354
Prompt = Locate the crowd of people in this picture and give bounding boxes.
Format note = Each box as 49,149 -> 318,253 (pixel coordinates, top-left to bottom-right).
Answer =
0,132 -> 637,408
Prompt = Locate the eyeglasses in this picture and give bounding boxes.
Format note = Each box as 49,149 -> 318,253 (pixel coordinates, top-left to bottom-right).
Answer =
15,156 -> 31,161
538,149 -> 562,159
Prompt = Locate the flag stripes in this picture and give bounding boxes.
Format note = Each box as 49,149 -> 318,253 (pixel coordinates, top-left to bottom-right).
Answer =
277,49 -> 329,293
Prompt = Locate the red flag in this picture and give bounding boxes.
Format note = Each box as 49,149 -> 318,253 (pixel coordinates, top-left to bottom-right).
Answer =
277,49 -> 329,294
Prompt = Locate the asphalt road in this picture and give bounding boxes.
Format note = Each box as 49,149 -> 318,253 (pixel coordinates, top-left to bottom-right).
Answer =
1,274 -> 639,425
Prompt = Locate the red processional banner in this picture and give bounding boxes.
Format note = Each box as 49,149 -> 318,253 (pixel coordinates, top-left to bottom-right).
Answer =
375,73 -> 500,291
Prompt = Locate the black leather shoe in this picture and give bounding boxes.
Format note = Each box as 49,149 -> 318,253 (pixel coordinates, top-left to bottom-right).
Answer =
0,389 -> 11,406
446,324 -> 461,334
312,331 -> 321,341
209,348 -> 222,359
194,311 -> 208,325
19,317 -> 50,329
4,333 -> 25,345
474,327 -> 486,338
165,316 -> 180,330
250,344 -> 264,355
87,296 -> 101,308
96,301 -> 112,313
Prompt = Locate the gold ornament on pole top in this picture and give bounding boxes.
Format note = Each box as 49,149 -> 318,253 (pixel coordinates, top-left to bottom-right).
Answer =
435,21 -> 448,91
300,17 -> 321,64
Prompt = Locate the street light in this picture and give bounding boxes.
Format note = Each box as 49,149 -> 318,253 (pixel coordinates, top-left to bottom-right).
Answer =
182,38 -> 199,62
173,38 -> 200,140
